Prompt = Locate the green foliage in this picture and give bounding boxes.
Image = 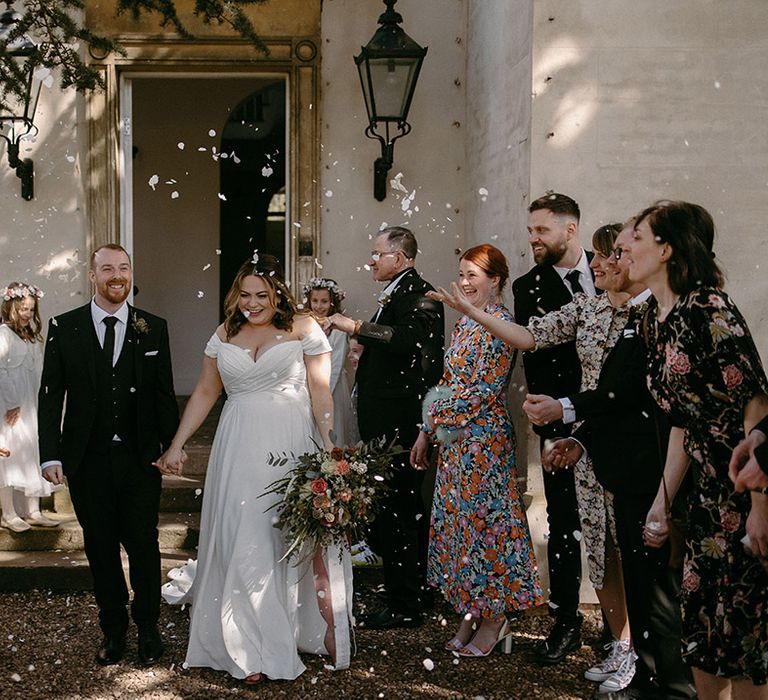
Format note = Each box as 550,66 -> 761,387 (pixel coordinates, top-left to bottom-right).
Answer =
0,0 -> 269,114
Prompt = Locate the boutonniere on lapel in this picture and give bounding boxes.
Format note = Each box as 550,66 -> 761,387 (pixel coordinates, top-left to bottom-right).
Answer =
132,313 -> 150,336
377,292 -> 392,309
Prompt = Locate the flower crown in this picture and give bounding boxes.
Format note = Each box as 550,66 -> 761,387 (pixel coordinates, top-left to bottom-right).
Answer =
302,277 -> 346,301
1,284 -> 44,302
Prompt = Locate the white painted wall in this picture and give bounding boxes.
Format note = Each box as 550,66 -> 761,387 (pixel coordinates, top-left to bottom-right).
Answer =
319,0 -> 468,323
530,0 -> 768,358
0,76 -> 89,323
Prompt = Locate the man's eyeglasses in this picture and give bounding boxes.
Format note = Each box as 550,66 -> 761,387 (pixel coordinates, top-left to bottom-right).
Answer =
370,251 -> 398,262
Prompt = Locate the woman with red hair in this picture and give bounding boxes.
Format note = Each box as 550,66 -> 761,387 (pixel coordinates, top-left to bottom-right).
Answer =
411,244 -> 543,657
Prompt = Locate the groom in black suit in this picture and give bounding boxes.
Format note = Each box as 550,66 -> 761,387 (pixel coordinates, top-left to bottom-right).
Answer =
511,193 -> 596,664
329,226 -> 444,629
39,244 -> 180,666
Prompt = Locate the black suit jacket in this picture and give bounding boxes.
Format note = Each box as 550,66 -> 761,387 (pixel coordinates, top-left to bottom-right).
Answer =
754,414 -> 768,476
569,309 -> 670,495
38,303 -> 179,476
355,268 -> 444,428
512,256 -> 594,440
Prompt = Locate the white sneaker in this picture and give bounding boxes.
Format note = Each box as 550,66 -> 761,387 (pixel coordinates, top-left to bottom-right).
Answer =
584,639 -> 631,681
350,542 -> 382,567
598,650 -> 637,693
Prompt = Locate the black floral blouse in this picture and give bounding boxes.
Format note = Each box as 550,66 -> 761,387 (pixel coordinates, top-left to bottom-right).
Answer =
646,287 -> 768,684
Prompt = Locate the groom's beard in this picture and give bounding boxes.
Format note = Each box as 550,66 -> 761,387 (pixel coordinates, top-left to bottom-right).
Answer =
99,277 -> 131,305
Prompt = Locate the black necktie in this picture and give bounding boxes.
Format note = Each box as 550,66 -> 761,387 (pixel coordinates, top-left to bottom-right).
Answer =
565,269 -> 584,295
103,316 -> 118,366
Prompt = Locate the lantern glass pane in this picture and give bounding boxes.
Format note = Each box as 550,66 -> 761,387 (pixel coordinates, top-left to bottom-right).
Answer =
356,61 -> 375,123
367,57 -> 418,121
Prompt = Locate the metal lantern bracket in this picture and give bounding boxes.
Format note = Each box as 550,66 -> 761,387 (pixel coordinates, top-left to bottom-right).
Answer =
365,119 -> 411,202
0,0 -> 40,201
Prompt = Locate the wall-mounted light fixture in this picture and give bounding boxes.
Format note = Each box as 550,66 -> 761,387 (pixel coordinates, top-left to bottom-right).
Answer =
354,0 -> 427,201
0,0 -> 42,201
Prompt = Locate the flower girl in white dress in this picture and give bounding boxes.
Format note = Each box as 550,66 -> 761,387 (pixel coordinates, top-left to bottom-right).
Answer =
0,283 -> 56,532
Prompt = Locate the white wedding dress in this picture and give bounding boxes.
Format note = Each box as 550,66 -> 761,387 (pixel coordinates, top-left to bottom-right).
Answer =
163,323 -> 353,680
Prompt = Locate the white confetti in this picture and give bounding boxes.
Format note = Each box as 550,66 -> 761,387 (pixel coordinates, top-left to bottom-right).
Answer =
195,489 -> 202,496
171,191 -> 179,199
208,129 -> 216,137
202,263 -> 211,271
572,530 -> 582,541
148,174 -> 159,190
197,291 -> 204,298
177,142 -> 185,150
325,190 -> 333,198
10,673 -> 21,682
422,658 -> 434,671
261,166 -> 274,177
218,193 -> 227,201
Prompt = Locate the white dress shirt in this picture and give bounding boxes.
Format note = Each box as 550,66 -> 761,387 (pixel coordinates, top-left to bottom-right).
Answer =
553,250 -> 597,298
91,299 -> 130,366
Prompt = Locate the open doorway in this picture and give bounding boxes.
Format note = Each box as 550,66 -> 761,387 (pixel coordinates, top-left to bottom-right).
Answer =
124,74 -> 288,394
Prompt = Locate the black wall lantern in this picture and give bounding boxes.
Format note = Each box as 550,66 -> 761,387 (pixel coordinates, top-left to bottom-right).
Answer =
355,0 -> 427,201
0,0 -> 41,201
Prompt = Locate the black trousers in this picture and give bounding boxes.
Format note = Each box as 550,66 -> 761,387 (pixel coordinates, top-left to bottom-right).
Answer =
612,491 -> 696,699
68,443 -> 162,637
358,397 -> 430,617
540,440 -> 583,622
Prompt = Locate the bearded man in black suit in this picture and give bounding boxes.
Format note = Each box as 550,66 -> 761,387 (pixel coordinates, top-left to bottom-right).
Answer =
511,193 -> 597,664
39,244 -> 180,667
328,226 -> 444,629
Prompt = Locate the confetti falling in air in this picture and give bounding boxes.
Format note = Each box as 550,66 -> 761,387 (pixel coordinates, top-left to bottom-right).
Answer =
208,129 -> 216,137
197,291 -> 204,298
171,191 -> 179,200
177,142 -> 185,150
262,166 -> 274,177
148,174 -> 159,191
218,193 -> 227,201
202,263 -> 211,271
325,190 -> 333,198
422,658 -> 434,671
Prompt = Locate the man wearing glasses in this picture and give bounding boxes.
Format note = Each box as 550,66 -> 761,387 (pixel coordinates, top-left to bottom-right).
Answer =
328,226 -> 444,629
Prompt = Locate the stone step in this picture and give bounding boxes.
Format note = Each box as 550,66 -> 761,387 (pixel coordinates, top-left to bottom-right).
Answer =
159,475 -> 205,512
0,548 -> 197,592
181,445 -> 210,476
0,512 -> 200,552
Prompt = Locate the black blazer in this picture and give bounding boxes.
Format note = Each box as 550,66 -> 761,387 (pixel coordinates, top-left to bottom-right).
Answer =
754,414 -> 768,476
38,303 -> 179,476
355,268 -> 444,404
570,309 -> 670,495
512,256 -> 594,439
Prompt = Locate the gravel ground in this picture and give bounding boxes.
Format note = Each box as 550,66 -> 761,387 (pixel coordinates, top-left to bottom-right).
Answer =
0,573 -> 604,700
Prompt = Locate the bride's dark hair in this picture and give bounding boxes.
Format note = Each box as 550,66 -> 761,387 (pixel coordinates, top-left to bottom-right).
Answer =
223,255 -> 300,339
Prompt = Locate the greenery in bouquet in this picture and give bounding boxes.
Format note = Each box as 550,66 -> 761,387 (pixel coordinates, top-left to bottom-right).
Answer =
263,437 -> 402,563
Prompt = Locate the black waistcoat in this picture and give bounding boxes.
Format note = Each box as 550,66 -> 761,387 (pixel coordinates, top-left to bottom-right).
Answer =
89,330 -> 139,454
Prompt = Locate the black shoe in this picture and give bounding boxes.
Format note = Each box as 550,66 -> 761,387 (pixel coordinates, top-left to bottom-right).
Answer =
137,625 -> 164,666
96,634 -> 126,666
535,618 -> 582,665
361,607 -> 423,630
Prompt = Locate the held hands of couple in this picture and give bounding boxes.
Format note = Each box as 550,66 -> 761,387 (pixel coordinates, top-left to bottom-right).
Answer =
643,500 -> 670,549
523,394 -> 563,426
153,446 -> 187,476
541,438 -> 582,473
729,429 -> 768,493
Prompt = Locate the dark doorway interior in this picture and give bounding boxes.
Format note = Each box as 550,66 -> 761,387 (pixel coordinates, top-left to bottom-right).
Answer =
219,80 -> 287,310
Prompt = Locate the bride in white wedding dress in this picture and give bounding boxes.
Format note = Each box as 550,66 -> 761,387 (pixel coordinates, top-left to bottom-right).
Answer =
157,256 -> 351,683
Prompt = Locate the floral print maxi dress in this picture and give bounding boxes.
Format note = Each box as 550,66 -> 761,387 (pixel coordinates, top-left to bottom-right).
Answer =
427,304 -> 543,619
646,288 -> 768,683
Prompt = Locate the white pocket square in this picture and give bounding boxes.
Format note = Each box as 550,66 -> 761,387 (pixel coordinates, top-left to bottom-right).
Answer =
144,350 -> 159,356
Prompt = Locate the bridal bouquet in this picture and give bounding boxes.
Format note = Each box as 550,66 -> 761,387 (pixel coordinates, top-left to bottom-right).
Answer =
263,438 -> 401,562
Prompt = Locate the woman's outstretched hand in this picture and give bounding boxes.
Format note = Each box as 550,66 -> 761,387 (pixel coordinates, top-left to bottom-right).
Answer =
427,282 -> 473,315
